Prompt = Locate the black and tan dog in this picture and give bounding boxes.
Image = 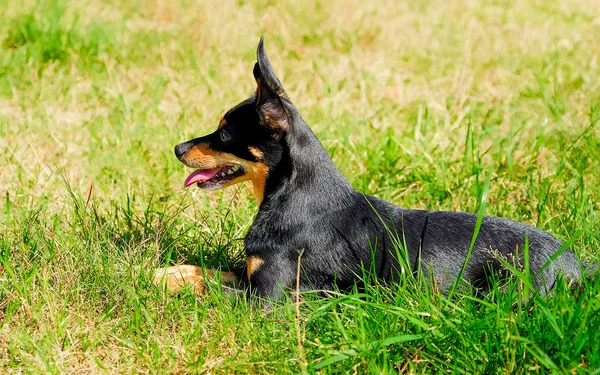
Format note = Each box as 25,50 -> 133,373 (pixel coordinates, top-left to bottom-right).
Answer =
154,37 -> 586,300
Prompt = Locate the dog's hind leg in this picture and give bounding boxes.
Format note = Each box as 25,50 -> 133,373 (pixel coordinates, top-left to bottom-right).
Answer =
153,265 -> 240,294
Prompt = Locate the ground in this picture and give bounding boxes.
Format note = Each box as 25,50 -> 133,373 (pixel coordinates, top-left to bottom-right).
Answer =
1,0 -> 599,373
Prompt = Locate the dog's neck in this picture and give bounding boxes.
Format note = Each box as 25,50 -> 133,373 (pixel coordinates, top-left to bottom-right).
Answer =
260,104 -> 356,211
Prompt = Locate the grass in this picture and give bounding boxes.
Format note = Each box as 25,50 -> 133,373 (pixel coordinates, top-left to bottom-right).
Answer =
1,0 -> 600,373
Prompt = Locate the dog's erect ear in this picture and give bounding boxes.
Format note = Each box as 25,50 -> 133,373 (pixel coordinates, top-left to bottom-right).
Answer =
253,36 -> 287,102
253,36 -> 288,137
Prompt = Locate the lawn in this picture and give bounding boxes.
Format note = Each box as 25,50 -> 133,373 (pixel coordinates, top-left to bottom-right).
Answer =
1,0 -> 599,373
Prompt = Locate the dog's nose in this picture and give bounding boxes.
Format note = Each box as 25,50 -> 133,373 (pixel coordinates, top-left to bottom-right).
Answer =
174,142 -> 192,160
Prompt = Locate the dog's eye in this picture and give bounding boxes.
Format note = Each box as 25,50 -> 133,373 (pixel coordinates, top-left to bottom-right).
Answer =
220,129 -> 232,144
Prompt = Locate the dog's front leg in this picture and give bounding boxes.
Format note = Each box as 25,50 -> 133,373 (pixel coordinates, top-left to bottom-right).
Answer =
246,253 -> 297,301
153,265 -> 240,294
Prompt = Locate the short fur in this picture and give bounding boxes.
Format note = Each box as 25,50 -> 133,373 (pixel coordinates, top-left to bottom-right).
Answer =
163,37 -> 586,300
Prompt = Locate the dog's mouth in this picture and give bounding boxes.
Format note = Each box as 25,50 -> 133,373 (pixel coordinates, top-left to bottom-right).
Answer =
184,165 -> 245,189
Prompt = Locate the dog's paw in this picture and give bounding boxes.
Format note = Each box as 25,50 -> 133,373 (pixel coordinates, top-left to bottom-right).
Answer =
153,265 -> 241,294
153,265 -> 207,294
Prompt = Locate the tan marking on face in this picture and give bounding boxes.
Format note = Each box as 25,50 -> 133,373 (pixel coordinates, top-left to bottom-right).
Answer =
249,147 -> 264,160
218,114 -> 227,128
181,143 -> 270,205
248,162 -> 269,205
246,256 -> 265,280
182,144 -> 221,169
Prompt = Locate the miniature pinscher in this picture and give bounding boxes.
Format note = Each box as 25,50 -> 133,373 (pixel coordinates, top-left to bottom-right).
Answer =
154,37 -> 588,301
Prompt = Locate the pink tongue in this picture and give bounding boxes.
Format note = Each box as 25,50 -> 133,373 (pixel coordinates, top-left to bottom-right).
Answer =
184,168 -> 221,187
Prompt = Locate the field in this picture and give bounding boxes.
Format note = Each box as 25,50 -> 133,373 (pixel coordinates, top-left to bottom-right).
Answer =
1,0 -> 600,373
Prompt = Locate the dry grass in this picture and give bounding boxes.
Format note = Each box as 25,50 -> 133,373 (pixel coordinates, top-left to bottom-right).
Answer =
1,0 -> 599,207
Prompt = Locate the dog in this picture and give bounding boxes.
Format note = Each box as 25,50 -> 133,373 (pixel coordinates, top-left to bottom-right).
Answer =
154,37 -> 588,301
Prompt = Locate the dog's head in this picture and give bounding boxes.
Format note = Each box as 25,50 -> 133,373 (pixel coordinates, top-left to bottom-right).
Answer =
174,37 -> 290,203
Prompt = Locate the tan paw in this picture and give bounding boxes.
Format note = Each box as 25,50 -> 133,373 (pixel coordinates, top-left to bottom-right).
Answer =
153,265 -> 240,294
153,265 -> 206,294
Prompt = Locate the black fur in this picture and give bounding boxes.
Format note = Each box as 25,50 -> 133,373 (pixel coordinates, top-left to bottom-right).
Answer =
176,37 -> 587,301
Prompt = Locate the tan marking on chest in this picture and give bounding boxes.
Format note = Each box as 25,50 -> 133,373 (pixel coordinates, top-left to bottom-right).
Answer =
246,256 -> 265,280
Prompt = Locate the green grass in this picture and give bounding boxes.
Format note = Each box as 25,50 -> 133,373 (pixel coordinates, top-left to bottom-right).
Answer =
1,0 -> 600,373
